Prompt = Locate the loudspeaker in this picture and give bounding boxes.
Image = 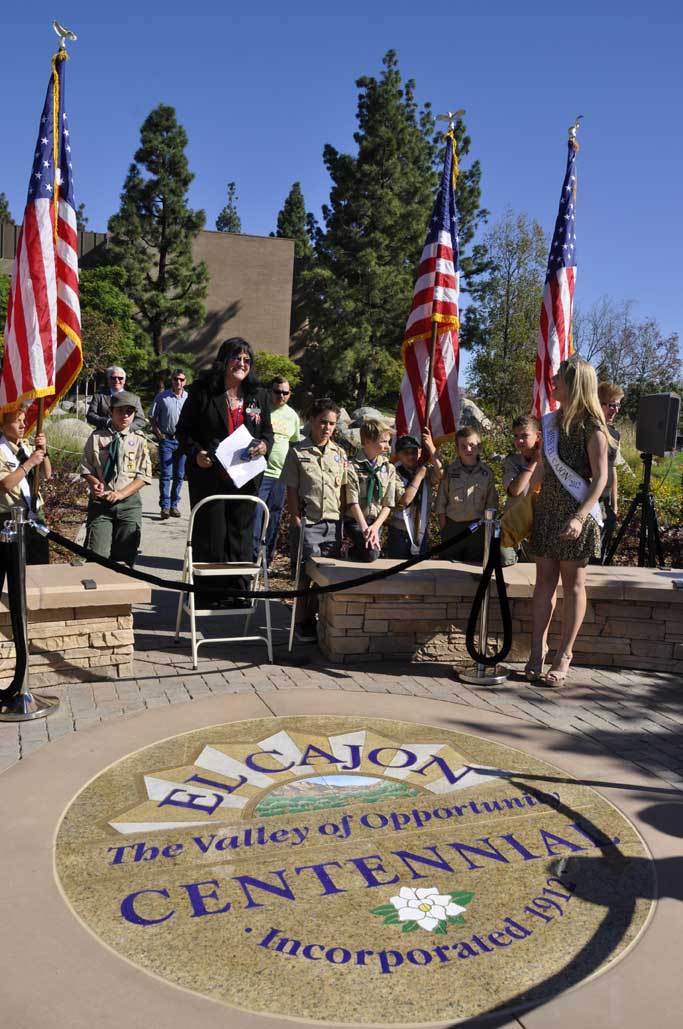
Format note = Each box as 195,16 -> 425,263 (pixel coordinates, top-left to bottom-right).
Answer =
635,393 -> 681,456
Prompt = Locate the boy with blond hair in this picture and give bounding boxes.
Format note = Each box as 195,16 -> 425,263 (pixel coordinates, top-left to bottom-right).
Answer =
345,419 -> 398,561
436,425 -> 497,562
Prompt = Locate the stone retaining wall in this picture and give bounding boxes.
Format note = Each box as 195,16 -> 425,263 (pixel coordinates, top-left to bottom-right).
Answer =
0,607 -> 135,688
312,559 -> 683,673
0,562 -> 150,688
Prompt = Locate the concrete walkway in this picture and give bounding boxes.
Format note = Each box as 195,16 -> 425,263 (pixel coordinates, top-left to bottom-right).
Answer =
1,478 -> 681,798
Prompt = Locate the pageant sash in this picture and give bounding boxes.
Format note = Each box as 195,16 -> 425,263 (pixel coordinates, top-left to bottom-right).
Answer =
542,412 -> 603,528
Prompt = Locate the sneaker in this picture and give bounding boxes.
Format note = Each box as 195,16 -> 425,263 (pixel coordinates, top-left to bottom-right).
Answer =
295,621 -> 317,643
170,508 -> 181,518
160,509 -> 170,520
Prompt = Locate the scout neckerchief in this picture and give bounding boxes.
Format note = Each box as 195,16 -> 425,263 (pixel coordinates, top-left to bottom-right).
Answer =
0,436 -> 33,510
397,463 -> 428,555
542,411 -> 603,527
358,456 -> 383,509
102,430 -> 124,485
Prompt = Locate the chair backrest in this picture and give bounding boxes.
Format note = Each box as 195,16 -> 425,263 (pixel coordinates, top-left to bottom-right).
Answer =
185,494 -> 270,546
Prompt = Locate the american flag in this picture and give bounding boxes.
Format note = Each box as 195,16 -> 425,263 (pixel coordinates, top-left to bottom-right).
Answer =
395,134 -> 460,443
0,51 -> 82,427
532,136 -> 578,417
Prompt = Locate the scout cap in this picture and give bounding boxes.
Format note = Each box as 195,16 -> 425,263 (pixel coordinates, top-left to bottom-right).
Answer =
110,391 -> 138,410
395,434 -> 420,452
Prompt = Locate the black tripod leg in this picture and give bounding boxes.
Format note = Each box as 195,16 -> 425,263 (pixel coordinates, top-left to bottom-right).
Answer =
604,489 -> 642,565
646,493 -> 665,568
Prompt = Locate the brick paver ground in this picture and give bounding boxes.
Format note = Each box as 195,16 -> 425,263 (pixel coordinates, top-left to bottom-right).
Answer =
2,479 -> 681,792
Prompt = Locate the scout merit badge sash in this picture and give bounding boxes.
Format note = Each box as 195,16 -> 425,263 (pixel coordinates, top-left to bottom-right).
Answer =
542,412 -> 603,528
398,465 -> 428,555
0,436 -> 34,512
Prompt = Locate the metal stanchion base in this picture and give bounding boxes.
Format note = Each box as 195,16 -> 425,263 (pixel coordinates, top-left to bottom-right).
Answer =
0,691 -> 60,722
457,665 -> 508,686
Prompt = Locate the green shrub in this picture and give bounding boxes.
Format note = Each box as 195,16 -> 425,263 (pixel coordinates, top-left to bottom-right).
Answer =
253,352 -> 301,389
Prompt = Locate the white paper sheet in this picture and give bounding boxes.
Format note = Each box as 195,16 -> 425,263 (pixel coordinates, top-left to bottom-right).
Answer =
214,424 -> 267,488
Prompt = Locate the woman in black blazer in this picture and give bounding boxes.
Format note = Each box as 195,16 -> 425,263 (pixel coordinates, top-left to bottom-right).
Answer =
177,337 -> 274,607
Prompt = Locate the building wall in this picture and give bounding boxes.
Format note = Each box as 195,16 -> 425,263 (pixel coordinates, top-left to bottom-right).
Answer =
167,230 -> 294,366
0,222 -> 294,365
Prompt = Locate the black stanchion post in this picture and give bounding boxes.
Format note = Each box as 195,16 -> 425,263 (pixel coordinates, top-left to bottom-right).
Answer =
0,506 -> 59,722
458,509 -> 508,686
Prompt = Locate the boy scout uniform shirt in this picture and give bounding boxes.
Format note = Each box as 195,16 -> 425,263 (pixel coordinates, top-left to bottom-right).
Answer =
81,427 -> 153,491
0,438 -> 43,515
280,438 -> 348,521
346,451 -> 400,520
502,452 -> 533,495
436,458 -> 498,522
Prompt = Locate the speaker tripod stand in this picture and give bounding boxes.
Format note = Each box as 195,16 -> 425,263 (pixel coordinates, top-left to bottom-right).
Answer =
604,453 -> 664,568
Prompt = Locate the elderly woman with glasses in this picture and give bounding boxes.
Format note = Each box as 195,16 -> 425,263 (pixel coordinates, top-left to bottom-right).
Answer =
176,337 -> 273,608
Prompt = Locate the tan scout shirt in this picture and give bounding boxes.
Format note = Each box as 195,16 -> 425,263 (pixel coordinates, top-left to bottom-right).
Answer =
0,438 -> 43,515
502,452 -> 533,494
346,452 -> 399,521
280,438 -> 348,522
81,428 -> 153,492
436,459 -> 498,522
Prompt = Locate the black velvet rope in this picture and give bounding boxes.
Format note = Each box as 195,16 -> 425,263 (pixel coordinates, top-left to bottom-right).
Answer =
39,522 -> 480,601
464,533 -> 513,667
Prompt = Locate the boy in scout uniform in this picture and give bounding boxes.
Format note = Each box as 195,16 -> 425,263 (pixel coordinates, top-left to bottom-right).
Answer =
280,398 -> 347,642
81,391 -> 152,567
386,428 -> 443,559
345,419 -> 398,562
500,414 -> 541,566
0,405 -> 52,576
436,426 -> 498,562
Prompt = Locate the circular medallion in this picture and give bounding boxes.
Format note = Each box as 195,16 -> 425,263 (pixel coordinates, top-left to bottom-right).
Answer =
55,715 -> 655,1025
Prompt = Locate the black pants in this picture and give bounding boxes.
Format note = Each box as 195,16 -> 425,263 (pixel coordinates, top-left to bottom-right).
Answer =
440,518 -> 485,562
187,467 -> 261,604
344,521 -> 381,563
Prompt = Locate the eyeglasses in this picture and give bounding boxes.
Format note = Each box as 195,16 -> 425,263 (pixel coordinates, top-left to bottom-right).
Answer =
230,355 -> 252,365
273,389 -> 290,396
172,377 -> 186,382
110,375 -> 124,381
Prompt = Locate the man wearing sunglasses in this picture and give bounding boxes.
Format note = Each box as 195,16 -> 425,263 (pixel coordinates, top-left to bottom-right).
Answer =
86,365 -> 146,432
149,370 -> 189,519
252,376 -> 301,567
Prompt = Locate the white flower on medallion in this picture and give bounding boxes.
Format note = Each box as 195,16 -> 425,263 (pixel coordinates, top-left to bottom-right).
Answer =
389,886 -> 467,932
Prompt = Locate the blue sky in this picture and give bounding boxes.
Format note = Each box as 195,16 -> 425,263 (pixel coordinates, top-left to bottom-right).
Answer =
3,1 -> 681,348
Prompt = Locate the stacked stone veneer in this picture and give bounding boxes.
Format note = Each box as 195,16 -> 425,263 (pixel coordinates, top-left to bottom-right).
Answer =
312,559 -> 683,673
0,562 -> 150,688
0,607 -> 135,688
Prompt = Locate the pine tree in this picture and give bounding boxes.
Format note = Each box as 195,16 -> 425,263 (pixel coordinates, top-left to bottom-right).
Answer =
107,104 -> 208,371
303,51 -> 486,408
216,182 -> 242,233
76,202 -> 89,231
0,192 -> 13,224
274,182 -> 314,260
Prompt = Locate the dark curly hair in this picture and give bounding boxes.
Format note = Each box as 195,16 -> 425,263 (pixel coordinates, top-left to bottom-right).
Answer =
202,337 -> 260,394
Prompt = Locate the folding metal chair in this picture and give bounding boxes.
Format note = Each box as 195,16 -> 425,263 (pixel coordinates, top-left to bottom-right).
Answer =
174,494 -> 273,667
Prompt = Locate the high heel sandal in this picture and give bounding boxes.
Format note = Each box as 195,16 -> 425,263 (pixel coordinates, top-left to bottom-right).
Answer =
541,653 -> 572,688
523,651 -> 547,682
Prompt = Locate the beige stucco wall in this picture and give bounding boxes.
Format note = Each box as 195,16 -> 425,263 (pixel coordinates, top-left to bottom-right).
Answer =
164,230 -> 294,365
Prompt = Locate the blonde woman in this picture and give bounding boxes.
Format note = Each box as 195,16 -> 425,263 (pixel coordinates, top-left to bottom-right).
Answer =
527,358 -> 614,686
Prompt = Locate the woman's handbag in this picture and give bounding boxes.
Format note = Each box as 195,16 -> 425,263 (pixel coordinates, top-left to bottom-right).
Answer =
500,488 -> 539,549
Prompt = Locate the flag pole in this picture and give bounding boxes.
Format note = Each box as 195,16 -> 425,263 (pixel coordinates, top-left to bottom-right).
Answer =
423,110 -> 463,434
32,398 -> 45,499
